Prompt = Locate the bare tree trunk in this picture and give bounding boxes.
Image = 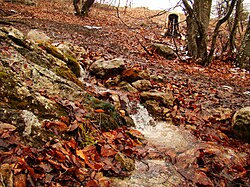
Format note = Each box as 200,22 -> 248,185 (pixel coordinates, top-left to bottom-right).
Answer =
81,0 -> 95,16
183,0 -> 212,61
236,15 -> 250,70
203,0 -> 237,66
229,0 -> 242,54
73,0 -> 81,15
73,0 -> 95,16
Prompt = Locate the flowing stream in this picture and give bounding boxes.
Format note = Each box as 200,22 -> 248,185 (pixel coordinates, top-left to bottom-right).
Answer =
78,69 -> 199,186
111,104 -> 199,187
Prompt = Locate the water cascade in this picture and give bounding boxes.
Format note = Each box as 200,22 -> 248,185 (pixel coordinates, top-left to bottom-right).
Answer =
112,104 -> 199,186
77,70 -> 198,186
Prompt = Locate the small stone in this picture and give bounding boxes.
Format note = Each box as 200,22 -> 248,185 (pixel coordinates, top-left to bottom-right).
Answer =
119,109 -> 126,117
140,90 -> 174,107
121,69 -> 150,83
27,29 -> 50,43
132,79 -> 152,91
115,152 -> 135,171
151,43 -> 176,59
119,81 -> 138,93
232,107 -> 250,142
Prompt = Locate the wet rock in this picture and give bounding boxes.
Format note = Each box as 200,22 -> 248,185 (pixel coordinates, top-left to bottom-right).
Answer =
115,152 -> 135,171
119,81 -> 138,93
104,75 -> 121,87
89,58 -> 126,79
55,42 -> 75,58
121,68 -> 150,83
1,27 -> 29,48
27,29 -> 51,43
151,43 -> 176,59
123,116 -> 135,127
2,27 -> 82,79
144,100 -> 163,119
132,80 -> 152,91
55,42 -> 88,62
232,107 -> 250,142
140,90 -> 174,107
41,42 -> 81,77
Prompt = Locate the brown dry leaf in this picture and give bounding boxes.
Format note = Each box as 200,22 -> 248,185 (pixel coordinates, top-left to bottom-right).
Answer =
60,116 -> 70,124
76,149 -> 95,170
54,150 -> 66,163
44,121 -> 68,131
194,170 -> 214,187
126,129 -> 143,139
101,145 -> 117,157
86,179 -> 99,187
66,138 -> 77,150
94,109 -> 105,113
14,173 -> 27,187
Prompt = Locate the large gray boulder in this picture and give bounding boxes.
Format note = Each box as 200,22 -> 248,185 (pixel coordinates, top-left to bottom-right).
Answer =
151,43 -> 176,59
232,107 -> 250,142
89,58 -> 126,79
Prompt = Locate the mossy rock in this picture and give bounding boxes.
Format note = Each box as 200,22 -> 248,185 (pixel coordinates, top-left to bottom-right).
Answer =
232,107 -> 250,142
41,42 -> 81,77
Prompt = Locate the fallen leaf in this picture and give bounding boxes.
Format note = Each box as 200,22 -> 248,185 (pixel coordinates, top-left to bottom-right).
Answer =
101,145 -> 117,157
94,109 -> 105,113
43,121 -> 68,131
14,174 -> 27,187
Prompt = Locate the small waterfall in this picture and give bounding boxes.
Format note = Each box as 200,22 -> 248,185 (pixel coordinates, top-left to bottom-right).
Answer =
79,66 -> 90,82
130,103 -> 156,129
77,68 -> 198,186
78,67 -> 196,150
112,104 -> 196,186
130,103 -> 197,151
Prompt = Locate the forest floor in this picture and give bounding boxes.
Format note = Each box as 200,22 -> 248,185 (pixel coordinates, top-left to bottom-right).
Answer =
0,0 -> 250,186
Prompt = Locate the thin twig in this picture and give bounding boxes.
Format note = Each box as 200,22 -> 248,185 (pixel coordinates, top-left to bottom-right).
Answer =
172,36 -> 183,61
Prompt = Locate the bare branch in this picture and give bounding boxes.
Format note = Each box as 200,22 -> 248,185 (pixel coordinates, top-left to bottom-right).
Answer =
205,0 -> 237,65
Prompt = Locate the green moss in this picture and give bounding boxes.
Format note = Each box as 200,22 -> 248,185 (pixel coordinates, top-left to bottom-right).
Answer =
41,42 -> 81,78
85,96 -> 125,130
78,123 -> 98,146
42,42 -> 65,60
0,70 -> 68,119
55,67 -> 85,89
0,71 -> 7,77
66,55 -> 81,77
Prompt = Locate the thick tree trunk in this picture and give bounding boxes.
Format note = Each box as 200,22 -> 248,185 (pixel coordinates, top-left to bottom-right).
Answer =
81,0 -> 95,16
236,15 -> 250,70
73,0 -> 81,15
183,0 -> 212,61
73,0 -> 95,17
